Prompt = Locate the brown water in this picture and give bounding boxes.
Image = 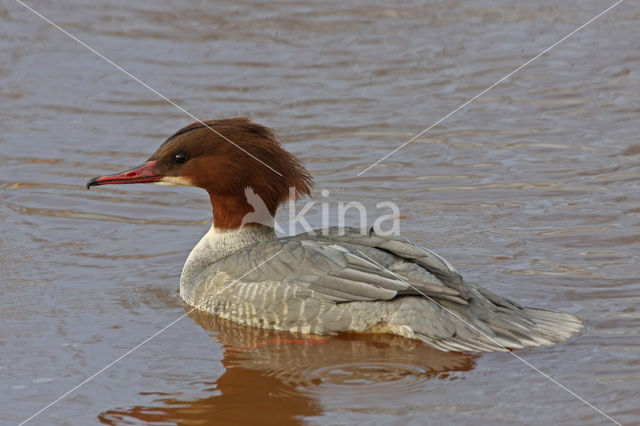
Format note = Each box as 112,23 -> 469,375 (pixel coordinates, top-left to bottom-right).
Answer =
1,0 -> 639,424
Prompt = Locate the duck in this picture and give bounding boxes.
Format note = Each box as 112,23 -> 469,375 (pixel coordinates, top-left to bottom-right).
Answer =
87,118 -> 583,353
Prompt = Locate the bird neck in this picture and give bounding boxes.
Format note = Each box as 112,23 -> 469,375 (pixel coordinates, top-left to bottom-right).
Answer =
180,224 -> 276,289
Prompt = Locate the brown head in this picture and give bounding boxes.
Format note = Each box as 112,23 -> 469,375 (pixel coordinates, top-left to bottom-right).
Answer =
87,118 -> 313,229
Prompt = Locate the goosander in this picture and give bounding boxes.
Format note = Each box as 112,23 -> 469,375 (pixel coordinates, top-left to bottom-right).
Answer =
87,118 -> 582,353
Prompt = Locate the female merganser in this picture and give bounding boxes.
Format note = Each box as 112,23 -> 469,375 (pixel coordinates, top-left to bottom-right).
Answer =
87,118 -> 582,353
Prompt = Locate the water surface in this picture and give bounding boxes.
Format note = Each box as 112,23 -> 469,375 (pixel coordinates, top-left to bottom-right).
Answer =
1,0 -> 639,424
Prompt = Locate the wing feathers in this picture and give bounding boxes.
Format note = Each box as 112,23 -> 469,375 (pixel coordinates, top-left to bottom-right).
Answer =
314,275 -> 397,301
333,267 -> 408,291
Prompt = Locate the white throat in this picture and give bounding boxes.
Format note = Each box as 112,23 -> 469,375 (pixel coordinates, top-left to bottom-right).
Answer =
180,225 -> 276,288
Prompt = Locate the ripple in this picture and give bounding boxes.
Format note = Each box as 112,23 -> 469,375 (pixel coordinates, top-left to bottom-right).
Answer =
2,201 -> 203,226
301,361 -> 432,397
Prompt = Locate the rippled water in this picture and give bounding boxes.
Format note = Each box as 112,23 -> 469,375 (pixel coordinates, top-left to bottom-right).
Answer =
2,0 -> 639,424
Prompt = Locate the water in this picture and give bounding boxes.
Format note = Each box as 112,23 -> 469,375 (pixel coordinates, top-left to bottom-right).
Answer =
1,0 -> 639,424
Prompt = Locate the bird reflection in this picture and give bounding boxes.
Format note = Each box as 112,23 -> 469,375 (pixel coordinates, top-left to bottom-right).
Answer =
100,308 -> 477,425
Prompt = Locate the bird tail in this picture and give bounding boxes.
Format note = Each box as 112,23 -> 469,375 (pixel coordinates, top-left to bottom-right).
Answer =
414,305 -> 583,353
520,307 -> 584,346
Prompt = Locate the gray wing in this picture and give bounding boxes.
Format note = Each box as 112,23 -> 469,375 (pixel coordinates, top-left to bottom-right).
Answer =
214,226 -> 469,306
189,227 -> 582,352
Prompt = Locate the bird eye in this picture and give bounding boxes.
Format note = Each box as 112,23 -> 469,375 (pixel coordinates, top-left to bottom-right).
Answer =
173,153 -> 188,164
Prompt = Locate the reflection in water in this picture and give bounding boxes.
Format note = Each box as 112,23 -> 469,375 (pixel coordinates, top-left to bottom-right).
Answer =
99,309 -> 475,425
